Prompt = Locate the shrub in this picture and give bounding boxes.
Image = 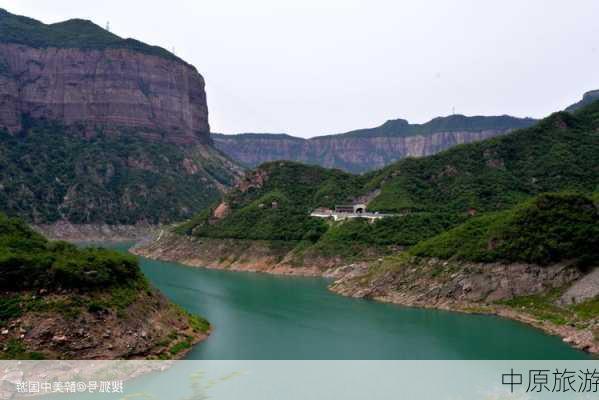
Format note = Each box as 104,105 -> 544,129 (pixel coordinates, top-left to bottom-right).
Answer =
0,214 -> 142,290
411,193 -> 599,265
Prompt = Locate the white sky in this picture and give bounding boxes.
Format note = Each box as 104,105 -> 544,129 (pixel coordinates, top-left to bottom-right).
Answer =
4,0 -> 599,137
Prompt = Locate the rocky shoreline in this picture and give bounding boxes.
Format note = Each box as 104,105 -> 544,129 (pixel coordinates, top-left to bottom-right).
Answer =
0,287 -> 209,360
132,232 -> 599,356
130,231 -> 348,277
329,261 -> 599,356
34,221 -> 158,242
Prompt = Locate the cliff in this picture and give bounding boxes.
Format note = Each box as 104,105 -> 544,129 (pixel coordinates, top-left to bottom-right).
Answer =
0,9 -> 243,227
0,9 -> 209,144
213,115 -> 537,173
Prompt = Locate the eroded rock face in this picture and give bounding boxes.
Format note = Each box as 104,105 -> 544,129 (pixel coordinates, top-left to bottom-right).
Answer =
0,43 -> 209,144
330,258 -> 582,305
213,126 -> 533,173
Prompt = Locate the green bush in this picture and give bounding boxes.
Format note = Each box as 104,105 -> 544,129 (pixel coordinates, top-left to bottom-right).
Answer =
177,101 -> 599,259
367,104 -> 599,214
0,214 -> 143,290
183,162 -> 366,242
411,193 -> 599,265
0,120 -> 235,225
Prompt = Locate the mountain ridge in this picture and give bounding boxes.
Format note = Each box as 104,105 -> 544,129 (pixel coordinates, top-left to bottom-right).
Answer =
0,8 -> 187,65
213,114 -> 537,173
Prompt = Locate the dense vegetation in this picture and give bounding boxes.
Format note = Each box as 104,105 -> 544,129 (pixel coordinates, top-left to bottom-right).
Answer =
0,120 -> 237,225
0,214 -> 210,359
0,213 -> 141,290
317,212 -> 466,247
179,101 -> 599,265
178,162 -> 366,241
367,103 -> 599,213
0,8 -> 184,63
411,193 -> 599,265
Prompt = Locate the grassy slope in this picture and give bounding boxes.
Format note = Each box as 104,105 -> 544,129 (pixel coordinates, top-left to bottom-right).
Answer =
0,121 -> 238,225
367,103 -> 599,213
0,8 -> 183,63
410,192 -> 599,266
177,101 -> 599,264
0,214 -> 208,359
178,162 -> 366,242
318,114 -> 536,139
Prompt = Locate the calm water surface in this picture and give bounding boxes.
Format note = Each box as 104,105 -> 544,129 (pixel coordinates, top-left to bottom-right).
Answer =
102,243 -> 589,360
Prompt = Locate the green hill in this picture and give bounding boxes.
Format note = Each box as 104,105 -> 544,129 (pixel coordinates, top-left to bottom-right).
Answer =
177,162 -> 365,242
0,8 -> 183,63
177,101 -> 599,263
410,193 -> 599,266
319,114 -> 536,139
0,214 -> 209,359
0,122 -> 238,225
367,102 -> 599,213
565,90 -> 599,113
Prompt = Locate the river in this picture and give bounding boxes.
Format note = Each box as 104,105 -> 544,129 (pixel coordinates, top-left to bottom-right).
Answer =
104,243 -> 589,359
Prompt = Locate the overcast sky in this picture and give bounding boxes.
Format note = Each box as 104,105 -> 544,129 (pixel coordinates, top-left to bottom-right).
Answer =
4,0 -> 599,137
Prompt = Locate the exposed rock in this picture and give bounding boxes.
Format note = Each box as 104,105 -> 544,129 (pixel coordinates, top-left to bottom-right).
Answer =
0,43 -> 210,145
131,231 -> 354,276
237,169 -> 268,192
212,202 -> 230,220
213,115 -> 536,173
330,257 -> 599,354
1,288 -> 207,360
559,267 -> 599,305
0,11 -> 245,228
33,221 -> 156,241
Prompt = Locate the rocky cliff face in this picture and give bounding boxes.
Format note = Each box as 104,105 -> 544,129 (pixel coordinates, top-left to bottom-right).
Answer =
213,115 -> 537,173
0,43 -> 209,145
0,10 -> 242,227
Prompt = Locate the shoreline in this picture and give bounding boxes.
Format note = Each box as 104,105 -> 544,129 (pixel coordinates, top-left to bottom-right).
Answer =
332,289 -> 598,357
129,231 -> 346,278
130,233 -> 599,357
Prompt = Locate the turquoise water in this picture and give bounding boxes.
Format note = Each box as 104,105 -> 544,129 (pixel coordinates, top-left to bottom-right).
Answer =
104,243 -> 589,359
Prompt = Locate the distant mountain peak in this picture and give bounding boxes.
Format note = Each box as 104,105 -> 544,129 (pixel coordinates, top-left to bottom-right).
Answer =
380,118 -> 410,128
565,89 -> 599,112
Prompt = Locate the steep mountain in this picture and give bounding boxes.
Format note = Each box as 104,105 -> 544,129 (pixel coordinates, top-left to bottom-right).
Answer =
213,115 -> 537,173
565,89 -> 599,113
366,103 -> 599,214
206,100 -> 599,240
0,9 -> 242,231
136,100 -> 599,274
0,214 -> 209,359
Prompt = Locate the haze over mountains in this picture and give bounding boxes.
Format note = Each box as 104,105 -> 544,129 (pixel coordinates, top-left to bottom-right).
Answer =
214,115 -> 537,173
214,90 -> 596,173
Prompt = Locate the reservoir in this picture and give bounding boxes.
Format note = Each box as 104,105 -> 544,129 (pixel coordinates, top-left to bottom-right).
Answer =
105,243 -> 589,359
